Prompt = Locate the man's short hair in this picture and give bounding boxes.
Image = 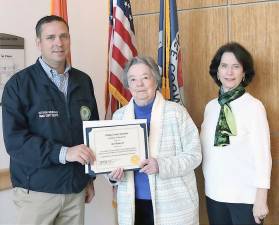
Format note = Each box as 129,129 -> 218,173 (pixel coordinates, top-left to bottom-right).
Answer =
36,15 -> 69,38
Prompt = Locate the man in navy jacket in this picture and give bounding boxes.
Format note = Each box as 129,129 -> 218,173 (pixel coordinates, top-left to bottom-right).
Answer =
2,15 -> 99,225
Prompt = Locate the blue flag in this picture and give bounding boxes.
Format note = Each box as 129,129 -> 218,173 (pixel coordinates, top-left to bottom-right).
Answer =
157,0 -> 184,104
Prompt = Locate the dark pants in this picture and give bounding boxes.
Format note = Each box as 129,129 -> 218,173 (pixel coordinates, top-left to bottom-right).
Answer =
134,199 -> 154,225
206,197 -> 262,225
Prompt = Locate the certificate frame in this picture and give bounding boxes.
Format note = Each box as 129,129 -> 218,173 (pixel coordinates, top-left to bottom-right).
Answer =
83,119 -> 149,175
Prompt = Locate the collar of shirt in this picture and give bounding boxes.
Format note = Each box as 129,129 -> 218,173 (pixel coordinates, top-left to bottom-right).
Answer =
39,57 -> 70,96
39,57 -> 70,83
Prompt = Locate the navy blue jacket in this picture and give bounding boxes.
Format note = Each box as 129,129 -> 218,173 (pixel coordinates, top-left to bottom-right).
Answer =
2,59 -> 99,194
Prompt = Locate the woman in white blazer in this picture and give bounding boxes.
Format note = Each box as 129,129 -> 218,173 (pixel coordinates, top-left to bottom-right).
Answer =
109,56 -> 202,225
200,42 -> 272,225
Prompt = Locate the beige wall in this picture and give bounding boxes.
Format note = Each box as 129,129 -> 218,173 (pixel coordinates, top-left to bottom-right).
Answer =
131,0 -> 279,224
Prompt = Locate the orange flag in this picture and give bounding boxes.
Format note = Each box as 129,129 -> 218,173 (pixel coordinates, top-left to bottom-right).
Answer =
50,0 -> 71,64
50,0 -> 68,21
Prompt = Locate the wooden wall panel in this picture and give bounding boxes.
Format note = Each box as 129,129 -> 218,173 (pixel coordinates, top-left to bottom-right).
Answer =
133,14 -> 159,59
177,0 -> 227,10
229,0 -> 269,4
271,135 -> 279,160
131,0 -> 159,15
131,0 -> 227,15
179,8 -> 227,126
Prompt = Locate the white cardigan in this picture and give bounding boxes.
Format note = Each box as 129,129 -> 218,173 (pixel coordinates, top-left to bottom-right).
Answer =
200,92 -> 272,204
112,92 -> 202,225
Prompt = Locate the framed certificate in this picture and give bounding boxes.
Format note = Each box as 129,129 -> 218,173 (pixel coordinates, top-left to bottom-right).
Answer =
83,119 -> 149,175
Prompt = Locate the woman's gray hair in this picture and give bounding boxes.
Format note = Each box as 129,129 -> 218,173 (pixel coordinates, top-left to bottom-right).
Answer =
122,56 -> 161,89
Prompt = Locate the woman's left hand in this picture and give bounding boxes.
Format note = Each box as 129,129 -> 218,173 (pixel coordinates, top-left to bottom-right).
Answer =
108,167 -> 124,182
253,188 -> 269,224
139,157 -> 159,175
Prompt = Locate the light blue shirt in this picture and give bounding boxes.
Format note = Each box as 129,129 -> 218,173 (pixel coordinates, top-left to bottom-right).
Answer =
39,57 -> 70,97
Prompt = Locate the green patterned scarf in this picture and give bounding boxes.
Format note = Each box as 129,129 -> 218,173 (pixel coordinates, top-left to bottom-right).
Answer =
214,85 -> 245,147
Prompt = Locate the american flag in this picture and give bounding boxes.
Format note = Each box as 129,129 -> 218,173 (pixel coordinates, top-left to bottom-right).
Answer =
105,0 -> 138,118
158,0 -> 184,104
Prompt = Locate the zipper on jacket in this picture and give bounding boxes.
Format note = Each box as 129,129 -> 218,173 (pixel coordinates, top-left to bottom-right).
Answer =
65,94 -> 74,192
26,175 -> 30,194
65,97 -> 71,121
65,94 -> 73,146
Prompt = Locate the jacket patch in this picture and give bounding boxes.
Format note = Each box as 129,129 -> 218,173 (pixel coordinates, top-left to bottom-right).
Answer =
38,111 -> 59,118
80,106 -> 91,121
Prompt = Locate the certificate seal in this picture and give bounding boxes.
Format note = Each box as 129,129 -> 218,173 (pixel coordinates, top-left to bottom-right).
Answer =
80,106 -> 91,121
130,155 -> 140,165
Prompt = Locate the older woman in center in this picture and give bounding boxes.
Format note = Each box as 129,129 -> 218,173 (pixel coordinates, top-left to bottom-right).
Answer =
109,56 -> 202,225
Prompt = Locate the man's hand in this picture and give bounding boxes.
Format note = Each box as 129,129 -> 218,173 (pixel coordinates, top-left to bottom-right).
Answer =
85,182 -> 95,203
66,144 -> 95,165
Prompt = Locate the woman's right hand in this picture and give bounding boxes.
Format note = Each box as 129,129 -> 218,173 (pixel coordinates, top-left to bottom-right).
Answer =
108,168 -> 124,182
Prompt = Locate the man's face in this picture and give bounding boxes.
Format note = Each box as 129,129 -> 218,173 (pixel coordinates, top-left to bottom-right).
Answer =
36,21 -> 70,69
